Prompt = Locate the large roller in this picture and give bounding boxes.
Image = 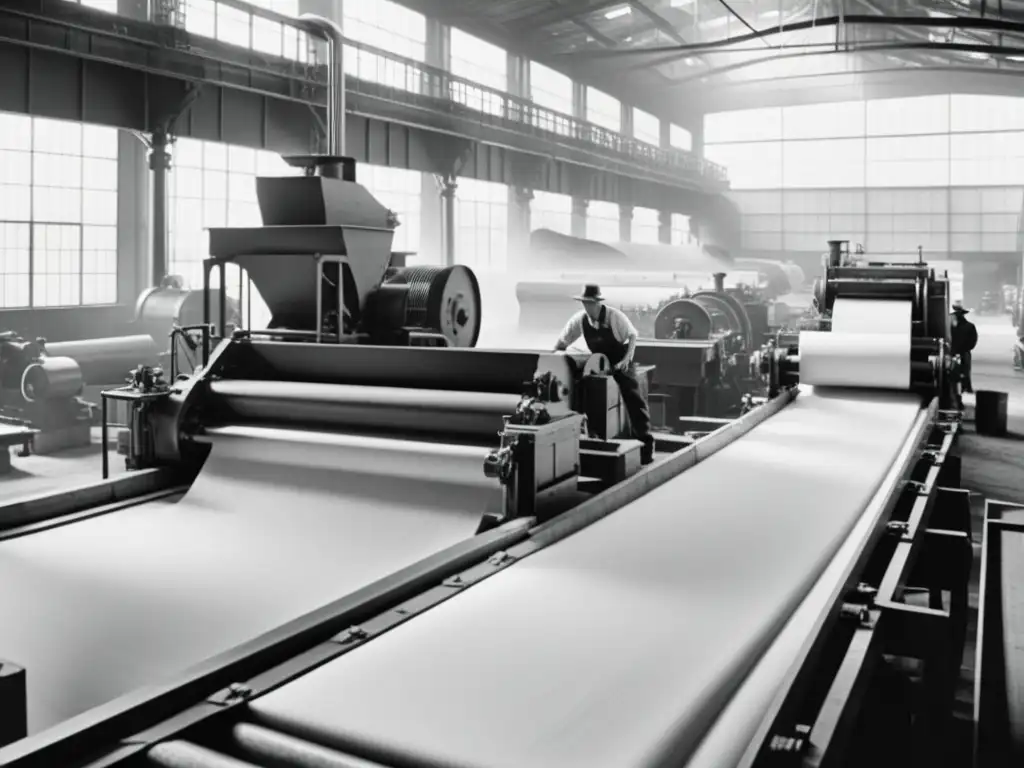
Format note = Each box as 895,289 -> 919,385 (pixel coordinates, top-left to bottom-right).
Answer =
46,335 -> 158,384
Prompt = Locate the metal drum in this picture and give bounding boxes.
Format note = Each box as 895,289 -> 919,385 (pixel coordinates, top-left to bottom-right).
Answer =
386,265 -> 482,348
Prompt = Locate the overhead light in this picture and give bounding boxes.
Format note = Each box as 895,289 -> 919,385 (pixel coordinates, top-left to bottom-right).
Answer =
604,6 -> 632,19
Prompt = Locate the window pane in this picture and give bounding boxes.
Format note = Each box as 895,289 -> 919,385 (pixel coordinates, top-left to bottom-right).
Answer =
633,108 -> 660,146
782,101 -> 864,140
704,107 -> 783,143
951,95 -> 1024,132
670,124 -> 692,152
783,139 -> 864,188
705,141 -> 782,189
866,95 -> 949,136
586,88 -> 621,133
532,190 -> 572,235
586,200 -> 620,242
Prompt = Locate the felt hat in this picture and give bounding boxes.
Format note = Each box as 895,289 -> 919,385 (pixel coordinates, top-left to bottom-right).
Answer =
574,284 -> 605,303
951,301 -> 970,315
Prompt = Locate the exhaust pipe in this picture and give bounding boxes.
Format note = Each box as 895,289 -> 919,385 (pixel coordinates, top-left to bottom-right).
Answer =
299,14 -> 345,156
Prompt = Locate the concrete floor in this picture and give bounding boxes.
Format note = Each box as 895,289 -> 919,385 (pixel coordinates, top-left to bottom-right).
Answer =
0,428 -> 123,504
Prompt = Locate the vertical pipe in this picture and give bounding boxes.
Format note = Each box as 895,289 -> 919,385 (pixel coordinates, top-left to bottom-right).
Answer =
440,177 -> 457,267
713,272 -> 726,293
150,131 -> 171,285
300,14 -> 346,155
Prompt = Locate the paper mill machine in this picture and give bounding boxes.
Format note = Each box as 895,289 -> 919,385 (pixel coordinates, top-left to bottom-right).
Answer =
0,235 -> 976,768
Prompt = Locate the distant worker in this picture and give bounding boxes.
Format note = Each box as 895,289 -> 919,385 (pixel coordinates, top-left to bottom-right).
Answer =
672,317 -> 694,339
554,285 -> 655,465
950,302 -> 978,403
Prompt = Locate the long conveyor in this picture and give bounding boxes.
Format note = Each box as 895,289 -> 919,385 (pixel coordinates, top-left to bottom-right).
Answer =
175,387 -> 927,768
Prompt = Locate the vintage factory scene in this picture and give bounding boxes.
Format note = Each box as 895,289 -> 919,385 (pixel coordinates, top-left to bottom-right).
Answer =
1,1 -> 1023,767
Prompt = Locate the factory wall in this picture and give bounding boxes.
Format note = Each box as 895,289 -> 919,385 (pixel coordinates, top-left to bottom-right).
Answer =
9,0 -> 705,344
707,95 -> 1024,306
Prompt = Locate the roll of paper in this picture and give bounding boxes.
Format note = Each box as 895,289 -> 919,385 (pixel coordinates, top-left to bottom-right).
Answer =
829,298 -> 911,335
799,331 -> 912,390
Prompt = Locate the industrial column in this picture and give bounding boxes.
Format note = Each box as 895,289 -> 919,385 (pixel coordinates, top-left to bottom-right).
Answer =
571,82 -> 588,240
149,131 -> 171,286
438,176 -> 458,267
419,18 -> 451,265
506,52 -> 533,257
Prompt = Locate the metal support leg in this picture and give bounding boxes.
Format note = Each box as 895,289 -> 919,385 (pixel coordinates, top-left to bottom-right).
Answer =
149,132 -> 171,286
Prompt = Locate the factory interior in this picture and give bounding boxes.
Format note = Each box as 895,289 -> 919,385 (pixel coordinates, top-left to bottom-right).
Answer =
4,0 -> 1024,766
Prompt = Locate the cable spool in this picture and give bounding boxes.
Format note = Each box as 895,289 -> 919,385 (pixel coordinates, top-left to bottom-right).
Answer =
386,265 -> 482,348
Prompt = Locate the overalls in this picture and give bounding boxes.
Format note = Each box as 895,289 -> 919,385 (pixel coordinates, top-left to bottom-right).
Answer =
582,306 -> 655,458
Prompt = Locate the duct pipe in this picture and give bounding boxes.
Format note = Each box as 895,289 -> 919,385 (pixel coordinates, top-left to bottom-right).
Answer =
299,14 -> 345,156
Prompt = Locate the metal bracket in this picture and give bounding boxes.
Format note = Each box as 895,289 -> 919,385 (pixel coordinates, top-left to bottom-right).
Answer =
206,682 -> 253,707
332,625 -> 369,645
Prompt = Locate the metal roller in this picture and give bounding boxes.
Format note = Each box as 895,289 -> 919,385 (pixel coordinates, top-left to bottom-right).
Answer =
46,335 -> 158,385
149,740 -> 258,768
204,380 -> 522,441
20,357 -> 83,402
232,722 -> 388,768
134,286 -> 238,348
385,265 -> 482,348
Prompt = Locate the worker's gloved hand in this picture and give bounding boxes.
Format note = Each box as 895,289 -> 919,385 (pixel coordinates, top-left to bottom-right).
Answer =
614,358 -> 631,372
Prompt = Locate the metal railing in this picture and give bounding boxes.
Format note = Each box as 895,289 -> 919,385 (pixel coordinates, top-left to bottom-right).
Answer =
147,0 -> 728,184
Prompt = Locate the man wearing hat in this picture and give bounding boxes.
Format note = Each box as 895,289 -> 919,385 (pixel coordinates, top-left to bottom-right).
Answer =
554,284 -> 655,465
950,301 -> 978,403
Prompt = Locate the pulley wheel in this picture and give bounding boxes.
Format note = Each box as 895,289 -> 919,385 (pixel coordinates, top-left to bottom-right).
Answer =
387,265 -> 483,348
582,353 -> 611,376
654,299 -> 713,341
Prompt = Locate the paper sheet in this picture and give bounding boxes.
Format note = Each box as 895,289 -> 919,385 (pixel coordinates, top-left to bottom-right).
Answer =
0,431 -> 495,733
249,389 -> 924,768
799,297 -> 913,391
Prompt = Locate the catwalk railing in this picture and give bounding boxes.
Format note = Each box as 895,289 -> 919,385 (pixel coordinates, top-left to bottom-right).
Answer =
13,0 -> 727,186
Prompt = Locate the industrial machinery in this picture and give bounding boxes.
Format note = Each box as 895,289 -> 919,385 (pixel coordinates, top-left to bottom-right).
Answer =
0,235 -> 972,768
0,331 -> 158,453
758,239 -> 958,410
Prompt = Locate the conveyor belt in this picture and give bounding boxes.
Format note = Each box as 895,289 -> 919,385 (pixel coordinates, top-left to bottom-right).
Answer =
0,428 -> 495,733
226,388 -> 926,768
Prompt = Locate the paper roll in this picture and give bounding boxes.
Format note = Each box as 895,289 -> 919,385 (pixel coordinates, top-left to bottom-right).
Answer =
799,331 -> 912,390
829,298 -> 911,335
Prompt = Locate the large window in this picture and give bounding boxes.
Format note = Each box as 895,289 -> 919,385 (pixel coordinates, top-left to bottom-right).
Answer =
0,113 -> 118,309
168,138 -> 292,292
586,88 -> 621,133
358,165 -> 423,256
343,0 -> 426,92
633,108 -> 660,146
586,200 -> 620,242
670,124 -> 692,152
631,207 -> 661,244
532,191 -> 572,235
707,95 -> 1024,189
529,62 -> 573,136
183,0 -> 310,62
455,178 -> 508,272
671,213 -> 693,245
450,29 -> 507,115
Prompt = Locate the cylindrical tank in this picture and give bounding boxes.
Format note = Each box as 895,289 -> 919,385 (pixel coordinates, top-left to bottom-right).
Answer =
21,357 -> 83,402
134,286 -> 238,351
46,336 -> 158,386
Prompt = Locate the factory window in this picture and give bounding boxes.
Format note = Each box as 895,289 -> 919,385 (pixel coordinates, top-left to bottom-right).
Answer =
704,141 -> 783,190
586,88 -> 621,134
866,95 -> 950,137
950,94 -> 1024,133
671,213 -> 693,245
343,0 -> 426,93
183,0 -> 310,63
781,101 -> 864,140
670,124 -> 692,152
0,113 -> 118,309
455,178 -> 508,272
532,191 -> 573,235
68,0 -> 118,13
450,29 -> 507,116
950,131 -> 1024,186
632,108 -> 660,146
168,138 -> 292,292
782,139 -> 865,189
586,200 -> 621,243
529,62 -> 573,136
866,135 -> 950,188
631,207 -> 661,244
704,107 -> 783,144
358,165 -> 423,257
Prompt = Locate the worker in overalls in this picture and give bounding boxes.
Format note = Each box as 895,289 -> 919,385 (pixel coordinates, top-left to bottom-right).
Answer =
554,285 -> 655,465
950,302 -> 978,406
